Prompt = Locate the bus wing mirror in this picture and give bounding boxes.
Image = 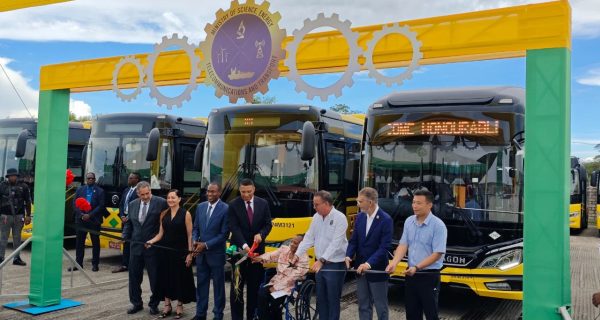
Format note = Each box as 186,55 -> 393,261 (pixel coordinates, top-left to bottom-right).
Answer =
592,171 -> 599,188
146,128 -> 160,161
301,121 -> 315,161
193,140 -> 204,171
15,129 -> 31,158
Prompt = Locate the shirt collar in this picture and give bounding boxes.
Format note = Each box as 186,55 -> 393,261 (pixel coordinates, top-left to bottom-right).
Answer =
246,197 -> 254,205
413,211 -> 433,226
367,205 -> 379,218
209,199 -> 220,207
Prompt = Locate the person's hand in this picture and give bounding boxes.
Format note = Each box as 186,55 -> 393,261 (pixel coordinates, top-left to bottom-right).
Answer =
356,263 -> 370,275
593,292 -> 600,307
403,266 -> 417,277
185,254 -> 193,267
311,260 -> 323,273
251,256 -> 264,264
385,261 -> 397,274
144,241 -> 153,249
24,216 -> 31,225
121,216 -> 128,223
290,255 -> 299,265
82,213 -> 90,221
1,215 -> 7,224
254,233 -> 262,244
344,257 -> 352,269
192,242 -> 206,257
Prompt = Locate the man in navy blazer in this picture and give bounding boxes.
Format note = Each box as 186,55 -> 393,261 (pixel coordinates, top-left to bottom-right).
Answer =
71,172 -> 105,272
228,178 -> 272,320
192,183 -> 229,320
346,187 -> 393,320
113,172 -> 140,273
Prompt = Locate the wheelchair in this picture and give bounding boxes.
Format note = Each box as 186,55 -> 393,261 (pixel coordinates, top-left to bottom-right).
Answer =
253,269 -> 318,320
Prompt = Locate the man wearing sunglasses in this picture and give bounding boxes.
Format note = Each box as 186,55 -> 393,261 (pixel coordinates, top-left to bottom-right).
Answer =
70,172 -> 106,272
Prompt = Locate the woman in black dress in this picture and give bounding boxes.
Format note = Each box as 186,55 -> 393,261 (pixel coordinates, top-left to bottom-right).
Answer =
146,189 -> 196,319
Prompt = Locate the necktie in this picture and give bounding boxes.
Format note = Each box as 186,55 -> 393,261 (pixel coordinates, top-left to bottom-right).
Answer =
206,205 -> 213,222
246,201 -> 253,225
140,202 -> 148,224
124,188 -> 134,214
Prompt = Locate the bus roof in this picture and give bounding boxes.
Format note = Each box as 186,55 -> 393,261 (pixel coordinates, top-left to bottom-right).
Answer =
0,118 -> 90,130
94,113 -> 206,127
211,104 -> 364,125
371,86 -> 525,112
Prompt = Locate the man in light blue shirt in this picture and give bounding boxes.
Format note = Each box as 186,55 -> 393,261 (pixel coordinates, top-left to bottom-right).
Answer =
294,190 -> 348,320
386,189 -> 447,320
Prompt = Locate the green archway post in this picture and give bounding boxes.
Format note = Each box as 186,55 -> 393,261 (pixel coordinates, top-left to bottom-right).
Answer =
28,89 -> 70,306
523,48 -> 571,318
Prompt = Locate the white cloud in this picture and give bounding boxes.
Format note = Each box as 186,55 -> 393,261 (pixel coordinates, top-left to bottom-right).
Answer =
577,68 -> 600,87
0,0 -> 596,44
0,57 -> 92,119
69,99 -> 92,118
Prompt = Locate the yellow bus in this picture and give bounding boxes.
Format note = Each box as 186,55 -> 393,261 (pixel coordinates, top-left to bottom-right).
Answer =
199,104 -> 363,246
569,156 -> 587,232
83,113 -> 206,249
0,118 -> 90,241
360,87 -> 524,300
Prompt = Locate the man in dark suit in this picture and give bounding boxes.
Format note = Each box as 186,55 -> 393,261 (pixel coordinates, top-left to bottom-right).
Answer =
122,181 -> 168,315
112,172 -> 140,273
346,187 -> 393,320
228,178 -> 272,320
192,182 -> 229,320
71,172 -> 105,272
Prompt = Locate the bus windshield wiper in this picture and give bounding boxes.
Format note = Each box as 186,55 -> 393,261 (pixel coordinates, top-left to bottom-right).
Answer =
221,163 -> 245,201
248,162 -> 281,207
448,204 -> 483,243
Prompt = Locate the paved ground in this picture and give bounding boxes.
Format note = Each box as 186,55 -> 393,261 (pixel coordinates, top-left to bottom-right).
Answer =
0,229 -> 598,319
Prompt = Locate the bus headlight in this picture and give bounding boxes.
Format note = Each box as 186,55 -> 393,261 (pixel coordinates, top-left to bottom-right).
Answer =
478,249 -> 522,270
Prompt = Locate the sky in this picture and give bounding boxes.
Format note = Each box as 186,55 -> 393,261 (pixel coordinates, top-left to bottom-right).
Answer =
0,0 -> 599,159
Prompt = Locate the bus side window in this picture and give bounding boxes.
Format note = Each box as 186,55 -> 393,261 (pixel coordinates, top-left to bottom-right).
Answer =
326,141 -> 345,186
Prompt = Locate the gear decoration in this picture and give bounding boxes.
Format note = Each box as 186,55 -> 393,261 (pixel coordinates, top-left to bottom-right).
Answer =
145,33 -> 201,109
364,23 -> 422,87
199,0 -> 286,103
285,13 -> 363,101
112,55 -> 145,102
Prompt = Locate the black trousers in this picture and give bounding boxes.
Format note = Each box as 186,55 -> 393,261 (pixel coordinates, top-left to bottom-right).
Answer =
257,285 -> 286,320
121,241 -> 130,267
75,223 -> 100,267
230,259 -> 263,320
405,271 -> 441,320
129,252 -> 161,308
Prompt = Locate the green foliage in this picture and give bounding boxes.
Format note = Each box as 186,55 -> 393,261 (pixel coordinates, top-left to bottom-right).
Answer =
252,94 -> 276,104
329,103 -> 360,114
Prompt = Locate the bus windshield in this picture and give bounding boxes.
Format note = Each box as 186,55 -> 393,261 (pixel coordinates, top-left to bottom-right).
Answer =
202,112 -> 319,218
0,129 -> 35,183
364,112 -> 523,243
86,136 -> 172,190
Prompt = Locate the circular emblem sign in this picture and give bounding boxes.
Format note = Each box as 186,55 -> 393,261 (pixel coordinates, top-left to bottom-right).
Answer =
200,0 -> 286,103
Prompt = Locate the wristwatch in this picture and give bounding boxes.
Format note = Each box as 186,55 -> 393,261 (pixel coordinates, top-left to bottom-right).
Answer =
318,257 -> 327,264
414,265 -> 420,271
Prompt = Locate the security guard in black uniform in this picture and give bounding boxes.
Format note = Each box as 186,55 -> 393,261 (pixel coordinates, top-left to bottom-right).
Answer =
0,168 -> 32,265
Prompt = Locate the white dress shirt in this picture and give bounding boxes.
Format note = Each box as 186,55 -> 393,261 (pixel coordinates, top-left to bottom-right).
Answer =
296,207 -> 348,263
365,205 -> 379,236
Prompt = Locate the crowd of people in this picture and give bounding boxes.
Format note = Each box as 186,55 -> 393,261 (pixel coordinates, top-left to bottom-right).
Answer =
0,167 -> 449,320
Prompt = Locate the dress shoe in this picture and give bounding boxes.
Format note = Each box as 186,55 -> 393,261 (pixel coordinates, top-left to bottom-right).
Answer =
67,267 -> 80,272
149,306 -> 159,315
192,316 -> 207,320
127,305 -> 143,314
112,265 -> 128,273
13,258 -> 26,266
92,265 -> 99,272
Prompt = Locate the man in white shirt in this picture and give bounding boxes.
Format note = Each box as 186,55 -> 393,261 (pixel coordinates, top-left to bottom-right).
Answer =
293,190 -> 348,320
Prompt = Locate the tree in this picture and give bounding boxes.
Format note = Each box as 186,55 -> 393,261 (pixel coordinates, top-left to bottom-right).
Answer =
329,103 -> 360,114
69,112 -> 92,122
251,94 -> 276,104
